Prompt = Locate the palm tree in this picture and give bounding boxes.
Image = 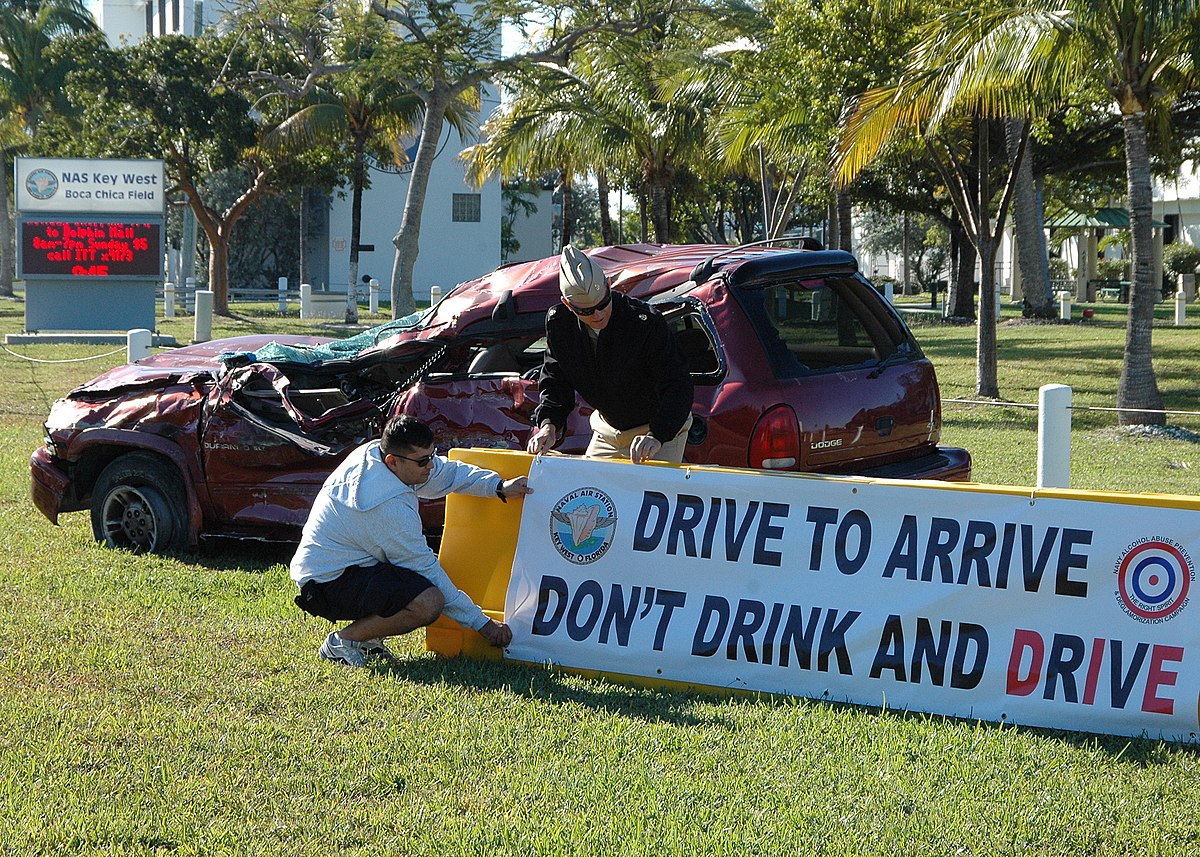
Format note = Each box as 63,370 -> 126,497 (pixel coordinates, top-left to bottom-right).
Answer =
0,0 -> 96,296
266,5 -> 433,322
845,1 -> 1200,423
838,49 -> 1032,398
465,6 -> 747,245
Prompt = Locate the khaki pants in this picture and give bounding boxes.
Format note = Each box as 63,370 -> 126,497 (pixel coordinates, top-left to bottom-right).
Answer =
585,411 -> 692,463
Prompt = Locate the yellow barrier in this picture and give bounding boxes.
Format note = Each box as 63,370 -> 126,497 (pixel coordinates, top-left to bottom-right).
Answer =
427,448 -> 531,659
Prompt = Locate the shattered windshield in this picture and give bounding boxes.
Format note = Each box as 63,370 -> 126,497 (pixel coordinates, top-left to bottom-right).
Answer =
248,309 -> 432,366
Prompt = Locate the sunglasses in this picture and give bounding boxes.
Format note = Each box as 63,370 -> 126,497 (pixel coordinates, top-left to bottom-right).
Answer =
567,289 -> 612,317
391,452 -> 435,467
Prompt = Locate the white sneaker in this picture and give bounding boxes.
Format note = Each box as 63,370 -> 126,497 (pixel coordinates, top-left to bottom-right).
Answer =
362,638 -> 401,665
318,631 -> 368,667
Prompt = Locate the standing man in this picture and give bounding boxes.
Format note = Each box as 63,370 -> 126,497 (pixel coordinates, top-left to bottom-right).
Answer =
291,415 -> 531,667
526,245 -> 694,464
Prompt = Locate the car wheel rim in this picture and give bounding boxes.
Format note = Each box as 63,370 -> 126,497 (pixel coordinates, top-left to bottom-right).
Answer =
102,486 -> 159,552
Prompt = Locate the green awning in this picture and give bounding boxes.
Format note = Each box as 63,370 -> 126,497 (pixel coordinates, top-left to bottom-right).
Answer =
1045,206 -> 1168,229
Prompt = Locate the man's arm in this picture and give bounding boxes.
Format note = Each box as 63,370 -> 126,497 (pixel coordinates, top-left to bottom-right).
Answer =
529,308 -> 577,449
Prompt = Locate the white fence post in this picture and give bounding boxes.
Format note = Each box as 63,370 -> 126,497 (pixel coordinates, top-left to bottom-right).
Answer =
883,282 -> 894,304
164,281 -> 175,319
300,283 -> 312,319
127,328 -> 152,362
1037,383 -> 1072,489
1058,290 -> 1072,321
369,278 -> 380,314
194,289 -> 214,343
430,284 -> 442,306
184,276 -> 197,314
1176,289 -> 1187,326
278,276 -> 289,314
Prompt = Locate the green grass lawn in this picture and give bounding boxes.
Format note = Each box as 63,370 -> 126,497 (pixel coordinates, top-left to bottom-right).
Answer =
2,293 -> 1199,855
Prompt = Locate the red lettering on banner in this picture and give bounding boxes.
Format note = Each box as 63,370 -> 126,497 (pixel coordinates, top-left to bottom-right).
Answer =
1142,645 -> 1184,715
1006,628 -> 1183,715
1006,628 -> 1044,696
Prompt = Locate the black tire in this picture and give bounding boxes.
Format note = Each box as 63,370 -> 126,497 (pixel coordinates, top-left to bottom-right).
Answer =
90,453 -> 188,554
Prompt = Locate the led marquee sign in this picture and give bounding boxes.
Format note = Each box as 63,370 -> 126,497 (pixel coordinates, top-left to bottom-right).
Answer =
18,220 -> 163,279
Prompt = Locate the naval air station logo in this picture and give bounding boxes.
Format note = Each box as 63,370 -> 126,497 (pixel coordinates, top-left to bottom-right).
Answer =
550,487 -> 616,565
25,168 -> 59,201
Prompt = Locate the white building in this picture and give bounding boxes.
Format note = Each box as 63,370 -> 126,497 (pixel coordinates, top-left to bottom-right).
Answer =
93,0 -> 501,303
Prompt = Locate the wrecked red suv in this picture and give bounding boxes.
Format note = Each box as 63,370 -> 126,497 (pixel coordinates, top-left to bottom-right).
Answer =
30,243 -> 970,553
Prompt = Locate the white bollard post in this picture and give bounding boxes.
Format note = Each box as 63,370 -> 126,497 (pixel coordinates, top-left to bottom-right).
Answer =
300,283 -> 312,319
1058,290 -> 1072,321
1176,289 -> 1187,326
430,284 -> 442,306
278,276 -> 289,314
194,289 -> 214,343
127,328 -> 152,362
164,281 -> 175,319
184,276 -> 197,314
1037,383 -> 1072,489
883,282 -> 894,304
369,278 -> 380,314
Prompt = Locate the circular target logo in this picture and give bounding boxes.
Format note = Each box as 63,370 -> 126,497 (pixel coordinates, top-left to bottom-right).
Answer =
1115,538 -> 1193,623
550,487 -> 616,565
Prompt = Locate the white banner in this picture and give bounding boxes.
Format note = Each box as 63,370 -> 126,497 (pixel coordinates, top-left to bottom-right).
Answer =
16,158 -> 165,214
506,456 -> 1200,741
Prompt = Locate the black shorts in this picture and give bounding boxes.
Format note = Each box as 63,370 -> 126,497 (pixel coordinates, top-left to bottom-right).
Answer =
295,562 -> 435,622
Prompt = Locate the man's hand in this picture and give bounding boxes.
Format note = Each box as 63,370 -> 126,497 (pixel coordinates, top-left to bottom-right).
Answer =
630,433 -> 663,464
499,476 -> 533,499
526,423 -> 558,455
478,620 -> 513,648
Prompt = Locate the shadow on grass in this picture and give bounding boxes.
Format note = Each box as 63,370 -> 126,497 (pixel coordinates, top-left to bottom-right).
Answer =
377,649 -> 722,728
368,646 -> 1200,758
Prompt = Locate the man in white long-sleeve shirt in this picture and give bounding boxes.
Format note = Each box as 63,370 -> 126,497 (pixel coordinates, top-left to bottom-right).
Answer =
291,415 -> 531,667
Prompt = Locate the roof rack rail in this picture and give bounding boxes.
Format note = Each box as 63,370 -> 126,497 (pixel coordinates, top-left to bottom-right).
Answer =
689,235 -> 826,284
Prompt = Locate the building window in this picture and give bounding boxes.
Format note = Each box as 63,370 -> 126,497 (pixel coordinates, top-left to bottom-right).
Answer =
452,193 -> 481,223
172,0 -> 180,31
158,0 -> 166,35
145,0 -> 153,35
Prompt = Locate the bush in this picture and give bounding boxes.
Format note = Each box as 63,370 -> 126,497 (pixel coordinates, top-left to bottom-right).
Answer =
1163,241 -> 1200,277
1048,257 -> 1073,281
1096,258 -> 1129,281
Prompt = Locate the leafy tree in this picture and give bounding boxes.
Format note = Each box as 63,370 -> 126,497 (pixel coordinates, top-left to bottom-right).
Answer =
43,32 -> 316,314
0,0 -> 96,296
856,0 -> 1200,423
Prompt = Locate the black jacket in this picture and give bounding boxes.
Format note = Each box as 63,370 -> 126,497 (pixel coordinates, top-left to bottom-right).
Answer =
532,293 -> 693,443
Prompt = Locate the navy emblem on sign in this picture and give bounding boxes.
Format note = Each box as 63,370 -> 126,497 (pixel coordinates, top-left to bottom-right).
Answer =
550,487 -> 616,565
25,168 -> 59,201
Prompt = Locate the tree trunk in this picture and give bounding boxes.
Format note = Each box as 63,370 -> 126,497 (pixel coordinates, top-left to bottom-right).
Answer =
389,88 -> 448,319
208,231 -> 231,316
347,138 -> 365,324
649,180 -> 670,242
974,122 -> 1000,398
0,150 -> 13,298
560,171 -> 574,248
597,167 -> 613,246
837,190 -> 853,252
953,226 -> 977,319
638,189 -> 648,243
1005,118 -> 1053,317
1116,112 -> 1165,425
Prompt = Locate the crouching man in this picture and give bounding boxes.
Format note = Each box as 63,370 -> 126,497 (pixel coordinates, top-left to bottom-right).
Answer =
291,415 -> 532,667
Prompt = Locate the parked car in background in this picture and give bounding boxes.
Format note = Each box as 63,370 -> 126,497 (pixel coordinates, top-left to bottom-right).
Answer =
30,242 -> 970,554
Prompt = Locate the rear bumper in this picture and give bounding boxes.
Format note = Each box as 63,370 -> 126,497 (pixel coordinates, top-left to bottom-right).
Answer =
854,446 -> 972,481
29,445 -> 71,524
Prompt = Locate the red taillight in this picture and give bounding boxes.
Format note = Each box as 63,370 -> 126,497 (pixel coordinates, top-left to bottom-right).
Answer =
749,404 -> 800,470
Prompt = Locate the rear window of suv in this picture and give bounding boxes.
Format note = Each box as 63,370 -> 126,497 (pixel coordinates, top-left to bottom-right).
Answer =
732,274 -> 918,378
